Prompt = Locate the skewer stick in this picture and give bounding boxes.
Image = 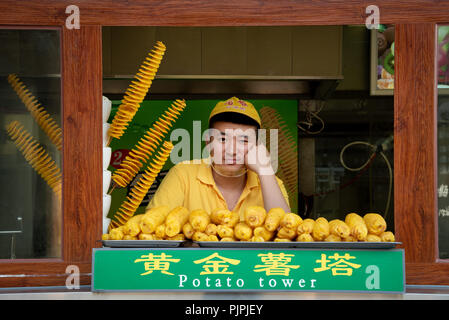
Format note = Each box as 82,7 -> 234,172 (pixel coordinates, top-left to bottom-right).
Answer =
108,182 -> 117,195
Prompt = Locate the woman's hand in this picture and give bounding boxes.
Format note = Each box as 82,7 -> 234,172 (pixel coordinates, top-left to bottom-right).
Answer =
244,143 -> 275,176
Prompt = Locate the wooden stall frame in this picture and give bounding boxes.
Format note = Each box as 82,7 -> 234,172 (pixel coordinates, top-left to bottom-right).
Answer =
0,0 -> 448,287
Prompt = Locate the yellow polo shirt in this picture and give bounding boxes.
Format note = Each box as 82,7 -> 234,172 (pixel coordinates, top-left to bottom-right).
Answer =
146,158 -> 290,218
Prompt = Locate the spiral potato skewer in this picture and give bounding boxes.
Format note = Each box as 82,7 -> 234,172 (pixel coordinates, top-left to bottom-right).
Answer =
108,41 -> 166,142
111,99 -> 186,188
260,106 -> 298,209
6,121 -> 62,200
7,74 -> 62,151
109,141 -> 173,230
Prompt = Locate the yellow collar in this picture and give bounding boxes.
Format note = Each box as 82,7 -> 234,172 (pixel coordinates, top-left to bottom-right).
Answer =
196,158 -> 259,190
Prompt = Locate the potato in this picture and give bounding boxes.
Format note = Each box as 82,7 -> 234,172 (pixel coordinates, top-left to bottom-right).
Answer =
140,205 -> 171,234
380,231 -> 395,242
324,234 -> 341,242
296,233 -> 314,242
264,207 -> 286,232
311,217 -> 330,241
250,236 -> 265,242
329,219 -> 350,239
123,214 -> 143,236
109,226 -> 124,240
234,222 -> 253,241
165,206 -> 190,237
192,231 -> 209,241
345,213 -> 368,241
138,233 -> 155,240
210,208 -> 231,225
363,213 -> 387,236
222,210 -> 240,228
277,227 -> 297,240
217,225 -> 234,239
280,213 -> 303,229
253,226 -> 274,241
155,223 -> 167,239
244,206 -> 267,228
204,223 -> 218,236
220,237 -> 236,242
297,219 -> 315,235
365,234 -> 381,242
189,209 -> 210,232
182,222 -> 195,239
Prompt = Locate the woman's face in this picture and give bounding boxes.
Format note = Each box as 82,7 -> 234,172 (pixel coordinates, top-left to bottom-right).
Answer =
207,121 -> 257,176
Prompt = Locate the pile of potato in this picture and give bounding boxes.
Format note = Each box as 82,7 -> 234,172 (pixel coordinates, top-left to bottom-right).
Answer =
103,205 -> 395,243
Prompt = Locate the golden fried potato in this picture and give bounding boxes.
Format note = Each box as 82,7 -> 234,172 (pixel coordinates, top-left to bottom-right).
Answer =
253,226 -> 275,241
155,223 -> 167,239
380,231 -> 395,242
189,209 -> 210,232
297,219 -> 315,235
342,235 -> 357,242
220,237 -> 236,242
109,226 -> 124,240
329,219 -> 350,239
222,210 -> 240,228
204,223 -> 218,236
244,206 -> 267,228
365,234 -> 381,242
280,213 -> 303,229
140,205 -> 171,234
217,225 -> 234,239
192,231 -> 209,241
182,222 -> 195,239
165,206 -> 190,237
123,234 -> 138,240
296,233 -> 314,242
250,236 -> 265,242
234,222 -> 253,241
274,238 -> 291,242
138,233 -> 155,240
167,233 -> 186,241
101,234 -> 109,241
277,227 -> 297,240
324,234 -> 341,242
363,213 -> 387,236
264,207 -> 286,232
312,217 -> 330,241
345,213 -> 368,241
210,208 -> 231,225
207,235 -> 219,241
123,214 -> 144,236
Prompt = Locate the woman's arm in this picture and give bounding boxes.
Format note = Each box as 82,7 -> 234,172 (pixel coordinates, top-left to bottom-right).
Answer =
245,143 -> 291,213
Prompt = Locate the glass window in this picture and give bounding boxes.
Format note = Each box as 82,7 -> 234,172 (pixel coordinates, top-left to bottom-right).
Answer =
0,29 -> 61,259
299,25 -> 394,231
437,25 -> 449,259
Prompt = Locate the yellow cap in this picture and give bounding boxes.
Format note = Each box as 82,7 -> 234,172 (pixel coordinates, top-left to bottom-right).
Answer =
209,97 -> 261,127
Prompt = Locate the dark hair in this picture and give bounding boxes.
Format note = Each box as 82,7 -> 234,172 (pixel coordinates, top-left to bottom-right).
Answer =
208,112 -> 260,130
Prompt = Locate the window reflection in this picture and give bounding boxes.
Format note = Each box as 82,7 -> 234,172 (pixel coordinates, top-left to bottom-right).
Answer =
0,29 -> 61,259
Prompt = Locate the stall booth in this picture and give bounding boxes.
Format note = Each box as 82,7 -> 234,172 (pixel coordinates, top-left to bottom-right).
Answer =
0,1 -> 448,299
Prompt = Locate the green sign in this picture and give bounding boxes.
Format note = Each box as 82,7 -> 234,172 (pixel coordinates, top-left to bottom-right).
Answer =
92,248 -> 404,293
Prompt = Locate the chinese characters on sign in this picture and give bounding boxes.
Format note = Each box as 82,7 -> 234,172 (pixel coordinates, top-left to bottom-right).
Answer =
134,252 -> 180,276
314,253 -> 361,276
134,251 -> 361,278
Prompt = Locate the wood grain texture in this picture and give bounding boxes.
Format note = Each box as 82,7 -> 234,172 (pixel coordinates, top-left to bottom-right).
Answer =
394,24 -> 437,263
1,0 -> 449,26
406,263 -> 449,285
61,25 -> 103,262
